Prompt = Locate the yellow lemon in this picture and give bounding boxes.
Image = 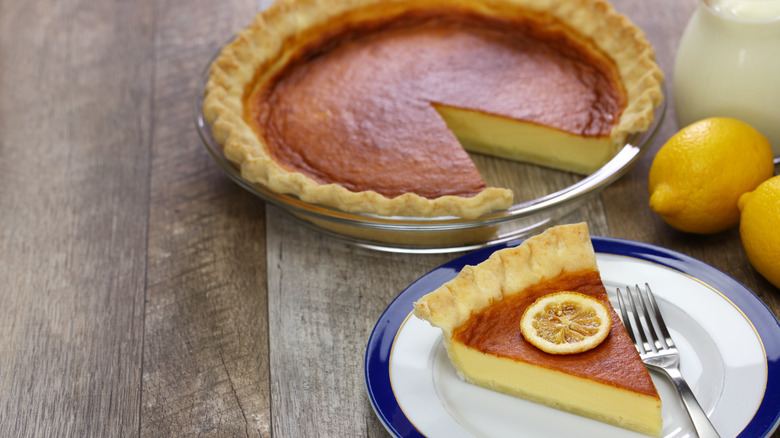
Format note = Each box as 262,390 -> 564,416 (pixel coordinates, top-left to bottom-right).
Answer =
520,291 -> 612,355
738,176 -> 780,288
648,117 -> 774,234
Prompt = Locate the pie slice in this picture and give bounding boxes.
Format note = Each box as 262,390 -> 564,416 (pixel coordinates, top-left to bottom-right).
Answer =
203,0 -> 663,219
413,223 -> 663,436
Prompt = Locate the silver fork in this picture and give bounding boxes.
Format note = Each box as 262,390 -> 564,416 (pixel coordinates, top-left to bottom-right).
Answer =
616,284 -> 720,438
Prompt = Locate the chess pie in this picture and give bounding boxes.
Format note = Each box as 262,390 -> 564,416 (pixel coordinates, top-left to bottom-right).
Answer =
203,0 -> 663,219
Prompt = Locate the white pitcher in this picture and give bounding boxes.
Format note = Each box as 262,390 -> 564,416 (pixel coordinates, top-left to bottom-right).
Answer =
673,0 -> 780,158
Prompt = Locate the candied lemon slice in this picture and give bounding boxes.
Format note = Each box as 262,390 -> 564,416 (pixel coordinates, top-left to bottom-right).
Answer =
520,291 -> 612,354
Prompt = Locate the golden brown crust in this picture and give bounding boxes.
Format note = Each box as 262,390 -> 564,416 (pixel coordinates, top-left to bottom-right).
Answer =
203,0 -> 663,219
413,222 -> 596,335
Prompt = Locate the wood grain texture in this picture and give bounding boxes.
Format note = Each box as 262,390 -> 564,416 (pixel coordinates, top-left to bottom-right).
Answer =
0,0 -> 153,436
0,0 -> 778,437
139,0 -> 272,437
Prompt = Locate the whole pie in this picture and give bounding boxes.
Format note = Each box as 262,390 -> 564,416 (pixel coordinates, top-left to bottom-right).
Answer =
203,0 -> 663,219
413,223 -> 663,436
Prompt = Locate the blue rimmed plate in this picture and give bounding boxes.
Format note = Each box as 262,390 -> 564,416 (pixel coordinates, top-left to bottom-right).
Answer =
365,236 -> 780,437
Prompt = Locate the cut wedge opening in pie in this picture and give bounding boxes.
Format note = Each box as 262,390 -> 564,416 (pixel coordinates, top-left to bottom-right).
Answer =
203,0 -> 663,219
413,223 -> 663,436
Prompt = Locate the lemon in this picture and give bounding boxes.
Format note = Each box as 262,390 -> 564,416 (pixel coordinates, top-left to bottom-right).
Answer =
520,291 -> 612,355
648,117 -> 774,234
738,176 -> 780,288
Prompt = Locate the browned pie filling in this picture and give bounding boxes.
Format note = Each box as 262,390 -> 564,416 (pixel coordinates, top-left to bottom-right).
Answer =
247,9 -> 626,200
454,270 -> 658,397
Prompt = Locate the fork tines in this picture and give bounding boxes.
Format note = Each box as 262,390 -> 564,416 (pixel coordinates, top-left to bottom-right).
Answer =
617,284 -> 723,437
616,283 -> 674,355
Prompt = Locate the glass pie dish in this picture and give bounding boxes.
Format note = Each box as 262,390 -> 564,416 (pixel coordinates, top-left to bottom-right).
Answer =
195,63 -> 666,254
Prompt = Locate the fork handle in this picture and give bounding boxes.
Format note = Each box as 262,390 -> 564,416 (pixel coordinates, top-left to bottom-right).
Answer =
662,366 -> 721,438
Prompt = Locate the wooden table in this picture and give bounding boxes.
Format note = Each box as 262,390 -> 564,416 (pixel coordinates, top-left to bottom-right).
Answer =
1,0 -> 778,436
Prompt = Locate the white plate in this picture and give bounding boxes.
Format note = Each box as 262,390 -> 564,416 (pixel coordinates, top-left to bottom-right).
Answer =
365,236 -> 780,437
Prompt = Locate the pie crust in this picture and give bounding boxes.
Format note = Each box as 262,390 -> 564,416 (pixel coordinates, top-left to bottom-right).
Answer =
203,0 -> 663,219
414,222 -> 599,333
